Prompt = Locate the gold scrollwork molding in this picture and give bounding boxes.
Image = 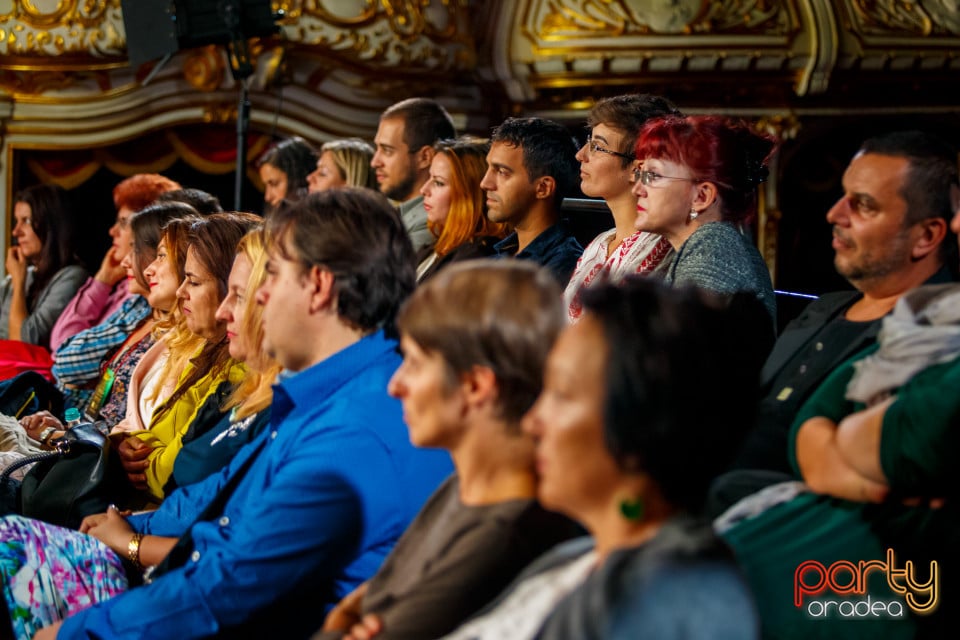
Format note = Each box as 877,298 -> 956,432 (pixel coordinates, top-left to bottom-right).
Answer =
496,0 -> 805,103
527,0 -> 795,39
280,0 -> 476,71
845,0 -> 960,37
0,0 -> 125,60
183,46 -> 228,93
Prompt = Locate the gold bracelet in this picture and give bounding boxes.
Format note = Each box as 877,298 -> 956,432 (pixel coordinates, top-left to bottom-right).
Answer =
128,532 -> 144,570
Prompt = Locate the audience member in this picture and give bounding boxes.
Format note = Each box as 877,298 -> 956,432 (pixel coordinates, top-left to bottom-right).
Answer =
732,130 -> 957,476
50,174 -> 180,350
372,97 -> 457,254
565,94 -> 680,322
631,115 -> 776,322
484,117 -> 584,285
1,185 -> 86,348
308,139 -> 377,192
416,138 -> 508,282
110,215 -> 200,437
258,136 -> 318,216
434,278 -> 762,640
0,187 -> 452,640
319,261 -> 579,639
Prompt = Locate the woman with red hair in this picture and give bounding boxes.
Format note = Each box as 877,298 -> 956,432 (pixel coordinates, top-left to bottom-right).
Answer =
415,137 -> 508,282
631,115 -> 777,323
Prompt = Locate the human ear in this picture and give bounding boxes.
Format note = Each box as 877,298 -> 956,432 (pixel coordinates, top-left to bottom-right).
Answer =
462,365 -> 498,409
910,217 -> 948,260
308,266 -> 337,313
414,145 -> 435,172
534,175 -> 556,200
691,181 -> 719,214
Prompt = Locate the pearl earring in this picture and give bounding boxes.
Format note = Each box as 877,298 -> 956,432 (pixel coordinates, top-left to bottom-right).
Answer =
688,208 -> 699,222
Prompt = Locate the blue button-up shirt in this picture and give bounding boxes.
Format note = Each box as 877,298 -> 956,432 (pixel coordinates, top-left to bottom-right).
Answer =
494,223 -> 583,286
59,330 -> 453,639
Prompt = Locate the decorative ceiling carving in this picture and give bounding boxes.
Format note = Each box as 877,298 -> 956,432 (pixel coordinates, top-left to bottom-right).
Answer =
278,0 -> 476,71
0,0 -> 956,136
0,0 -> 125,59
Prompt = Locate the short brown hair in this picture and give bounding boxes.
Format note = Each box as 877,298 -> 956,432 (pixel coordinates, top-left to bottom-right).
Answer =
397,260 -> 564,423
381,97 -> 456,151
587,94 -> 680,166
266,188 -> 415,335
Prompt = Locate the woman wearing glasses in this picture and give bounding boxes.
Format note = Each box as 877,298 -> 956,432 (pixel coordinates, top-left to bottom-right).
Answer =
563,95 -> 680,323
632,115 -> 777,324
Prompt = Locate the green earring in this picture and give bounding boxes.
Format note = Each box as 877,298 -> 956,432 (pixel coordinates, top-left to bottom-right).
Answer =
619,497 -> 645,522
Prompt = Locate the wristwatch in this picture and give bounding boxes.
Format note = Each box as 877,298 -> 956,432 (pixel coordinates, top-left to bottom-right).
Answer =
37,426 -> 57,446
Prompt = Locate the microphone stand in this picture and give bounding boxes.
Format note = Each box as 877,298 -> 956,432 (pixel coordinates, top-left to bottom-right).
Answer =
221,0 -> 255,211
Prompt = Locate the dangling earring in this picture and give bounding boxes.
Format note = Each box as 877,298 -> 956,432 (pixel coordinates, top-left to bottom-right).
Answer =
618,496 -> 645,522
688,208 -> 699,223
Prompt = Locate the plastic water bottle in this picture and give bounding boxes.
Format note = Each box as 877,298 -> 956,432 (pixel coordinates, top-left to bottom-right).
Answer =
64,407 -> 82,430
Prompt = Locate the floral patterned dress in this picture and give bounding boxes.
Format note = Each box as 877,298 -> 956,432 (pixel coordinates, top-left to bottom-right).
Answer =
0,515 -> 127,639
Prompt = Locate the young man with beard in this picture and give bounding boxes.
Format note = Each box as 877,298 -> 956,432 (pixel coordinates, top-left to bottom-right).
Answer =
371,98 -> 456,255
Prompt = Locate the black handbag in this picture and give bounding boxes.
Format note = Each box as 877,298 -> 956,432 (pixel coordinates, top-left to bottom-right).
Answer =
6,421 -> 128,529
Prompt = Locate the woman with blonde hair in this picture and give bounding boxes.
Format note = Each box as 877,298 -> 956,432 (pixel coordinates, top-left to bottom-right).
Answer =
308,138 -> 378,192
416,138 -> 508,282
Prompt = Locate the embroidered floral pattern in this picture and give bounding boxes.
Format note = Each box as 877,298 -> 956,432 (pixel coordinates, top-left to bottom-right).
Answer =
564,230 -> 673,322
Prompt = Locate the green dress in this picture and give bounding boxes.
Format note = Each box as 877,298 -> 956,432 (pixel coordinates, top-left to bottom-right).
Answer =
722,347 -> 960,639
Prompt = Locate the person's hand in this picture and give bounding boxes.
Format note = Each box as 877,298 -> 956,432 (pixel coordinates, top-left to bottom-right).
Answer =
118,436 -> 153,489
19,410 -> 64,441
322,582 -> 368,632
32,620 -> 62,639
6,246 -> 28,284
78,511 -> 110,534
94,246 -> 126,286
345,614 -> 384,640
82,505 -> 134,555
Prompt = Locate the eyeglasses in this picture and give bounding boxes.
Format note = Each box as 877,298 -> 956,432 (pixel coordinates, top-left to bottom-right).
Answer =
630,168 -> 699,187
584,135 -> 634,161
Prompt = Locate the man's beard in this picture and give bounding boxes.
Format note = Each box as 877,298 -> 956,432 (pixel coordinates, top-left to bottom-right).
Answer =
383,173 -> 418,202
836,231 -> 912,286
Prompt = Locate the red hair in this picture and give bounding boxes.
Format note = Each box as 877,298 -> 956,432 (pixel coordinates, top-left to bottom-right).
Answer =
635,115 -> 776,224
431,138 -> 508,257
113,174 -> 181,213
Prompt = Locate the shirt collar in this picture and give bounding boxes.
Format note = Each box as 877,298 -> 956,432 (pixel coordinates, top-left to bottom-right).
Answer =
398,195 -> 424,216
273,329 -> 398,413
494,224 -> 569,259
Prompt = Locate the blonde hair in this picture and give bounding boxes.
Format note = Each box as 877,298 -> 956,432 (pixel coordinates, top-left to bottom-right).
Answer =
223,229 -> 282,419
321,138 -> 377,189
430,137 -> 508,257
147,217 -> 205,407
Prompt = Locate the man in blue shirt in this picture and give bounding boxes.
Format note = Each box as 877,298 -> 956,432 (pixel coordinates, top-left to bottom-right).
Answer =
51,188 -> 453,639
483,117 -> 584,286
